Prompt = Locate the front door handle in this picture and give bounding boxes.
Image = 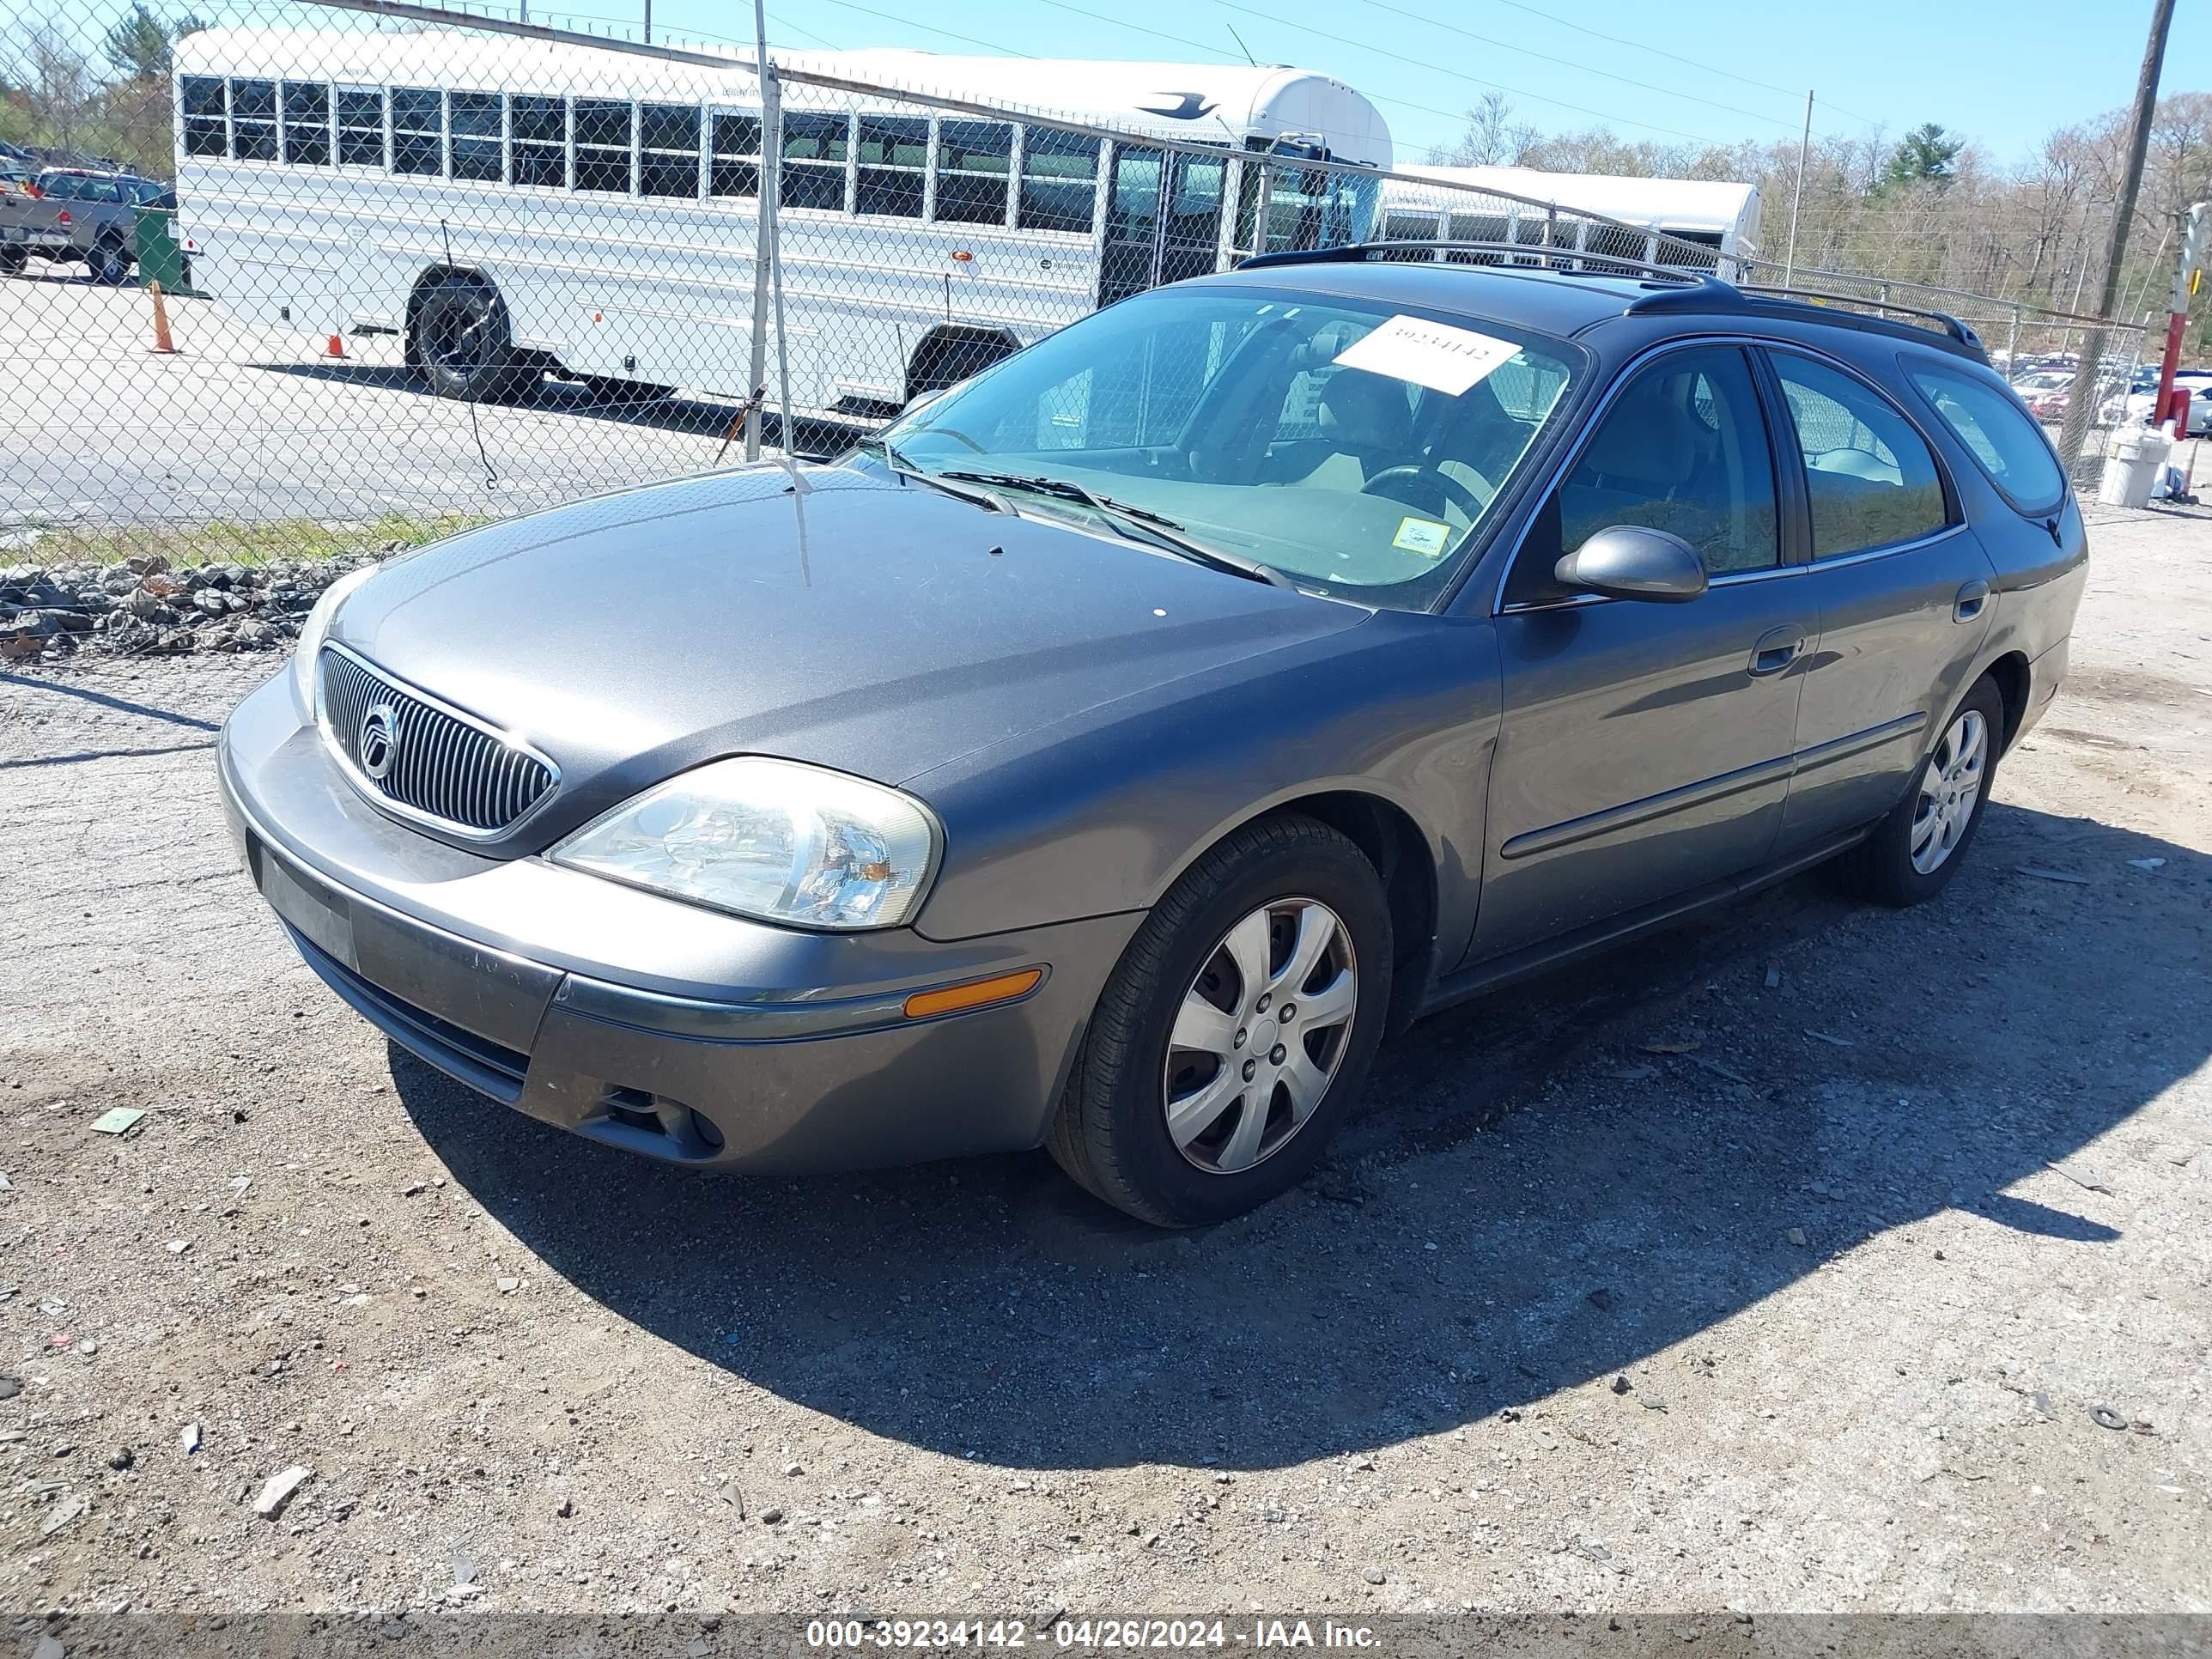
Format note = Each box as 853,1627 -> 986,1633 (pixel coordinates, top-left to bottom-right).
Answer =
1748,625 -> 1807,677
1954,579 -> 1990,623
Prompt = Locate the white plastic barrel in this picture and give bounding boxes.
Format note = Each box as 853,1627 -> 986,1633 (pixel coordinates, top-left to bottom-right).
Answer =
2098,425 -> 2172,508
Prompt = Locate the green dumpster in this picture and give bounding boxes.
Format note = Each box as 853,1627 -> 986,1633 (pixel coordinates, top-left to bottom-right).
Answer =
133,204 -> 192,295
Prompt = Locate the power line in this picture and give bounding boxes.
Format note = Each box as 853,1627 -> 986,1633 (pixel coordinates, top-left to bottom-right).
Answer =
1208,0 -> 1746,148
806,0 -> 1039,58
1012,0 -> 1485,149
1353,0 -> 1801,132
1480,0 -> 1891,128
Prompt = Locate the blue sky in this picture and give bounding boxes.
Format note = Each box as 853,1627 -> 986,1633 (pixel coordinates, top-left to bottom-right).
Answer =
532,0 -> 2207,166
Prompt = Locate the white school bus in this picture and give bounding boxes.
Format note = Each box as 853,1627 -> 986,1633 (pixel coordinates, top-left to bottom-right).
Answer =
173,26 -> 1393,413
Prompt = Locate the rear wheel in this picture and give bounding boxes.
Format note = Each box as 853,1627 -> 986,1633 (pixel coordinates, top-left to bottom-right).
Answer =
0,246 -> 25,276
1834,675 -> 2005,907
88,235 -> 132,286
408,276 -> 538,403
1048,815 -> 1392,1227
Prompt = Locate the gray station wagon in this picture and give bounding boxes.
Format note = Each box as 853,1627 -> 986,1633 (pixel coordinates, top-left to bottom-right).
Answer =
219,247 -> 2088,1225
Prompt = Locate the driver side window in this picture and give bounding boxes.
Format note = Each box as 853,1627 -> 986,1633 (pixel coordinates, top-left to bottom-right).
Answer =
1509,346 -> 1778,605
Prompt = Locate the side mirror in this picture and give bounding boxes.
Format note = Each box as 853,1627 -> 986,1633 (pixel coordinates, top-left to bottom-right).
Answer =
1554,525 -> 1708,604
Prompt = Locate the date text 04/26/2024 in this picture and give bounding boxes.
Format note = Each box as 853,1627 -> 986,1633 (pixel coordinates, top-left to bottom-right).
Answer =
805,1620 -> 1381,1650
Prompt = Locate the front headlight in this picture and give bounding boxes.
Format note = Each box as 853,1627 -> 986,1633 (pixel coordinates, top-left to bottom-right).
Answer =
549,757 -> 940,931
291,562 -> 376,713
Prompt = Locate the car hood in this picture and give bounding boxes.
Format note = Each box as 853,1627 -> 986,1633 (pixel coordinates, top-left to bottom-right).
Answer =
331,464 -> 1371,848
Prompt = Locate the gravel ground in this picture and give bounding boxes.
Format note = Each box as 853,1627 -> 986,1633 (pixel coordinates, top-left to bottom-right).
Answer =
0,499 -> 2207,1622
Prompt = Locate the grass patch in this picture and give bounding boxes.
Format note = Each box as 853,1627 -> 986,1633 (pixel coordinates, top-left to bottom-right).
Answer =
10,512 -> 490,570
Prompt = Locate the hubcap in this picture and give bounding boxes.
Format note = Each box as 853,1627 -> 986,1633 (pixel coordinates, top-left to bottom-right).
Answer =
1910,708 -> 1988,876
1163,896 -> 1358,1175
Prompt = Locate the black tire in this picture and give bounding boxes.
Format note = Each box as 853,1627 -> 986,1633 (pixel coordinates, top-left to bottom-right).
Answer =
1048,814 -> 1394,1227
408,276 -> 538,404
89,236 -> 132,286
1833,674 -> 2006,908
0,246 -> 25,276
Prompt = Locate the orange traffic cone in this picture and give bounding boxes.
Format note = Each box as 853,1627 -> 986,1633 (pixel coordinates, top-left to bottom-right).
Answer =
325,332 -> 346,359
148,281 -> 178,356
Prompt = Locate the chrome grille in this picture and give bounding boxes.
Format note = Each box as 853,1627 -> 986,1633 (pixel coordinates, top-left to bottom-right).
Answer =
318,645 -> 556,836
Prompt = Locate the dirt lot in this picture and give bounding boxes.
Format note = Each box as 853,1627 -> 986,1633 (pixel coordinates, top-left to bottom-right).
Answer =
0,499 -> 2208,1623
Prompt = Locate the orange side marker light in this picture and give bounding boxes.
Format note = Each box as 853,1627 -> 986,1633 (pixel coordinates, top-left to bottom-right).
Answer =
903,969 -> 1044,1020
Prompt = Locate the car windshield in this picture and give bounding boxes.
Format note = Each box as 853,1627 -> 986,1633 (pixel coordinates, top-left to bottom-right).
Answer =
873,284 -> 1583,609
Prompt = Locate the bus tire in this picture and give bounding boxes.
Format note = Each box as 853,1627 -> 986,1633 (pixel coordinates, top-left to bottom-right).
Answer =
408,275 -> 538,404
905,325 -> 1019,403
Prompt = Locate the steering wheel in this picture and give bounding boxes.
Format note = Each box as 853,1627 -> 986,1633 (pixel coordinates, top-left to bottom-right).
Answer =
1359,465 -> 1487,524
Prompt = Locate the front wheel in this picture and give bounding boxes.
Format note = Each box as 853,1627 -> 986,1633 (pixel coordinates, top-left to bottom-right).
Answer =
1048,815 -> 1393,1227
1834,674 -> 2006,907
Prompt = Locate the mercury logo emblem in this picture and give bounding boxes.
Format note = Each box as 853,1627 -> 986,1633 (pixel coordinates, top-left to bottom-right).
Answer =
359,703 -> 399,783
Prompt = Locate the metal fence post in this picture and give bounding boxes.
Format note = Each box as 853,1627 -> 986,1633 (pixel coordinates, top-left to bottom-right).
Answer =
743,41 -> 783,463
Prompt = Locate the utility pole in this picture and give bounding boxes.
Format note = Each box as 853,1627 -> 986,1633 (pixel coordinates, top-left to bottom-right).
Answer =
2057,0 -> 2175,471
1784,90 -> 1812,286
2153,202 -> 2207,426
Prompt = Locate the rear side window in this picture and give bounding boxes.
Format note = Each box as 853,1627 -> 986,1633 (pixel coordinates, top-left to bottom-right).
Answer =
1907,363 -> 2065,514
1769,354 -> 1950,558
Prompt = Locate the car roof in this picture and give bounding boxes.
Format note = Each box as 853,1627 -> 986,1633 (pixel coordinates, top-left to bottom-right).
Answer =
1209,248 -> 1989,362
1206,257 -> 1658,339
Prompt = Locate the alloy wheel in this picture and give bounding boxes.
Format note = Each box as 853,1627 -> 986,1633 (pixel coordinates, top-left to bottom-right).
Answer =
1911,707 -> 1988,875
1162,896 -> 1358,1175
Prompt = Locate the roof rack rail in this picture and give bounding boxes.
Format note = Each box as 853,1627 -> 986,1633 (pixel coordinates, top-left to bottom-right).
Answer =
1237,240 -> 1733,290
1737,284 -> 1984,349
1628,279 -> 1985,353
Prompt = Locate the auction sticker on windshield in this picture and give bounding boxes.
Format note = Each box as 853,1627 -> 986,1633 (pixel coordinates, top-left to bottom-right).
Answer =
1391,516 -> 1452,556
1333,313 -> 1522,396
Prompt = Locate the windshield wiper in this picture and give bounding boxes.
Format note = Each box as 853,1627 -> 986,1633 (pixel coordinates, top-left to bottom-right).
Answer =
852,436 -> 1010,514
936,470 -> 1294,589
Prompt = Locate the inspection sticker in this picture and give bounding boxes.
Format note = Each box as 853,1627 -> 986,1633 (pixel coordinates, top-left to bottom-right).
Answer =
1333,313 -> 1522,396
1392,516 -> 1452,556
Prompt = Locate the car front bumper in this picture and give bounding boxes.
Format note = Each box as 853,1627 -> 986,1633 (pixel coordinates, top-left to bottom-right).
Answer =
218,670 -> 1142,1172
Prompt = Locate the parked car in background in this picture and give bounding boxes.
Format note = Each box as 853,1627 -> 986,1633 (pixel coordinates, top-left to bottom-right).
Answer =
0,167 -> 170,283
221,250 -> 2087,1225
2102,369 -> 2212,436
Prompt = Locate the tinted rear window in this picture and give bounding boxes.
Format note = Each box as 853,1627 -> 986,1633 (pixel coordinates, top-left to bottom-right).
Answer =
1909,363 -> 2066,514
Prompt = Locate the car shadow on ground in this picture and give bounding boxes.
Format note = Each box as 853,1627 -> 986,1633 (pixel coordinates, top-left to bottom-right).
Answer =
253,361 -> 862,453
390,799 -> 2209,1471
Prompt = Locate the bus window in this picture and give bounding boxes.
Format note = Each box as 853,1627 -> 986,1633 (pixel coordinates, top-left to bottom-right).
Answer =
781,113 -> 848,211
231,79 -> 278,162
392,88 -> 441,176
1018,130 -> 1097,234
512,96 -> 564,188
1377,208 -> 1437,260
936,121 -> 1011,225
182,77 -> 226,159
574,99 -> 634,194
282,82 -> 330,167
855,116 -> 926,218
640,104 -> 700,198
451,93 -> 501,183
710,113 -> 761,198
336,88 -> 384,167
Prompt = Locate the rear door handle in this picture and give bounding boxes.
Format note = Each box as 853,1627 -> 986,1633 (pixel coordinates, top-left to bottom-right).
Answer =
1954,579 -> 1990,623
1748,625 -> 1808,677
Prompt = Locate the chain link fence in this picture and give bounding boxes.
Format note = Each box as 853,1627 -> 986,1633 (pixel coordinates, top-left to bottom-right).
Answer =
0,0 -> 2154,658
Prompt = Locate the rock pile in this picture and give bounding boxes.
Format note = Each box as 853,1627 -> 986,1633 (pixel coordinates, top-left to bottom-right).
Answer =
0,552 -> 378,665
